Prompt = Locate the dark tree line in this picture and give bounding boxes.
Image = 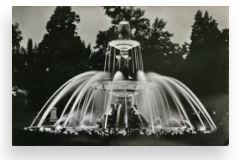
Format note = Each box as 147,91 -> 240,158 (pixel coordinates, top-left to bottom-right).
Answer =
12,7 -> 228,109
184,11 -> 229,93
12,7 -> 92,109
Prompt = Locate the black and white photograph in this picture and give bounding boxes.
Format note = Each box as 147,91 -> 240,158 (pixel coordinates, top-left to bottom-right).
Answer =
12,6 -> 229,146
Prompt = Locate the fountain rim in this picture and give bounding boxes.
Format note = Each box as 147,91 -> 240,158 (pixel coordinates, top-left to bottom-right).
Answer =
92,79 -> 146,92
108,40 -> 140,51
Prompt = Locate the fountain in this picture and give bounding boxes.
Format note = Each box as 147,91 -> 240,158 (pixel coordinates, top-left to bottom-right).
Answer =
27,21 -> 216,135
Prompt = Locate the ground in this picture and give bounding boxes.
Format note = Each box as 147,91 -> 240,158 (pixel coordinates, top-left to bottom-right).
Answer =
12,93 -> 228,146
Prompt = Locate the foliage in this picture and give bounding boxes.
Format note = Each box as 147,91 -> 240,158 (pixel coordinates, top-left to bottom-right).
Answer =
144,17 -> 186,74
12,23 -> 23,54
13,7 -> 92,109
12,23 -> 26,87
93,7 -> 185,73
184,10 -> 229,93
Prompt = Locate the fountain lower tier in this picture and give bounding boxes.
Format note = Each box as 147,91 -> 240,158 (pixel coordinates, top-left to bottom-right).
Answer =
94,80 -> 143,96
28,71 -> 216,135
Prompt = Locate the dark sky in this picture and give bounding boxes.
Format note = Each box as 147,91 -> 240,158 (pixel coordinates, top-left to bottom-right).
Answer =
12,6 -> 229,48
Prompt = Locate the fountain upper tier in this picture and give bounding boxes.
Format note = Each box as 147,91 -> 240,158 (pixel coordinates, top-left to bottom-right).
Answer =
108,40 -> 140,52
104,21 -> 143,77
94,80 -> 144,97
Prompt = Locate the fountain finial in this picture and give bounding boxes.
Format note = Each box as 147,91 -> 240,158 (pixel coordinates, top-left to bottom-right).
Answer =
118,20 -> 131,39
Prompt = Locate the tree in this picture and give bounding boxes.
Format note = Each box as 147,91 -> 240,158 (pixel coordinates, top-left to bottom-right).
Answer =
147,18 -> 174,53
217,29 -> 229,92
38,6 -> 91,71
38,7 -> 88,62
12,23 -> 25,86
185,10 -> 229,93
93,7 -> 182,73
27,39 -> 33,54
12,23 -> 23,55
38,7 -> 91,75
144,18 -> 184,74
27,38 -> 34,64
28,7 -> 92,108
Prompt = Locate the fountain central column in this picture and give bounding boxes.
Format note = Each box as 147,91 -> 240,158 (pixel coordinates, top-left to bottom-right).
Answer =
104,21 -> 144,79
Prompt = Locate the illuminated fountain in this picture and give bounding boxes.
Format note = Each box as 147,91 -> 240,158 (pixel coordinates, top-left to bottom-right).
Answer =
27,21 -> 216,135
